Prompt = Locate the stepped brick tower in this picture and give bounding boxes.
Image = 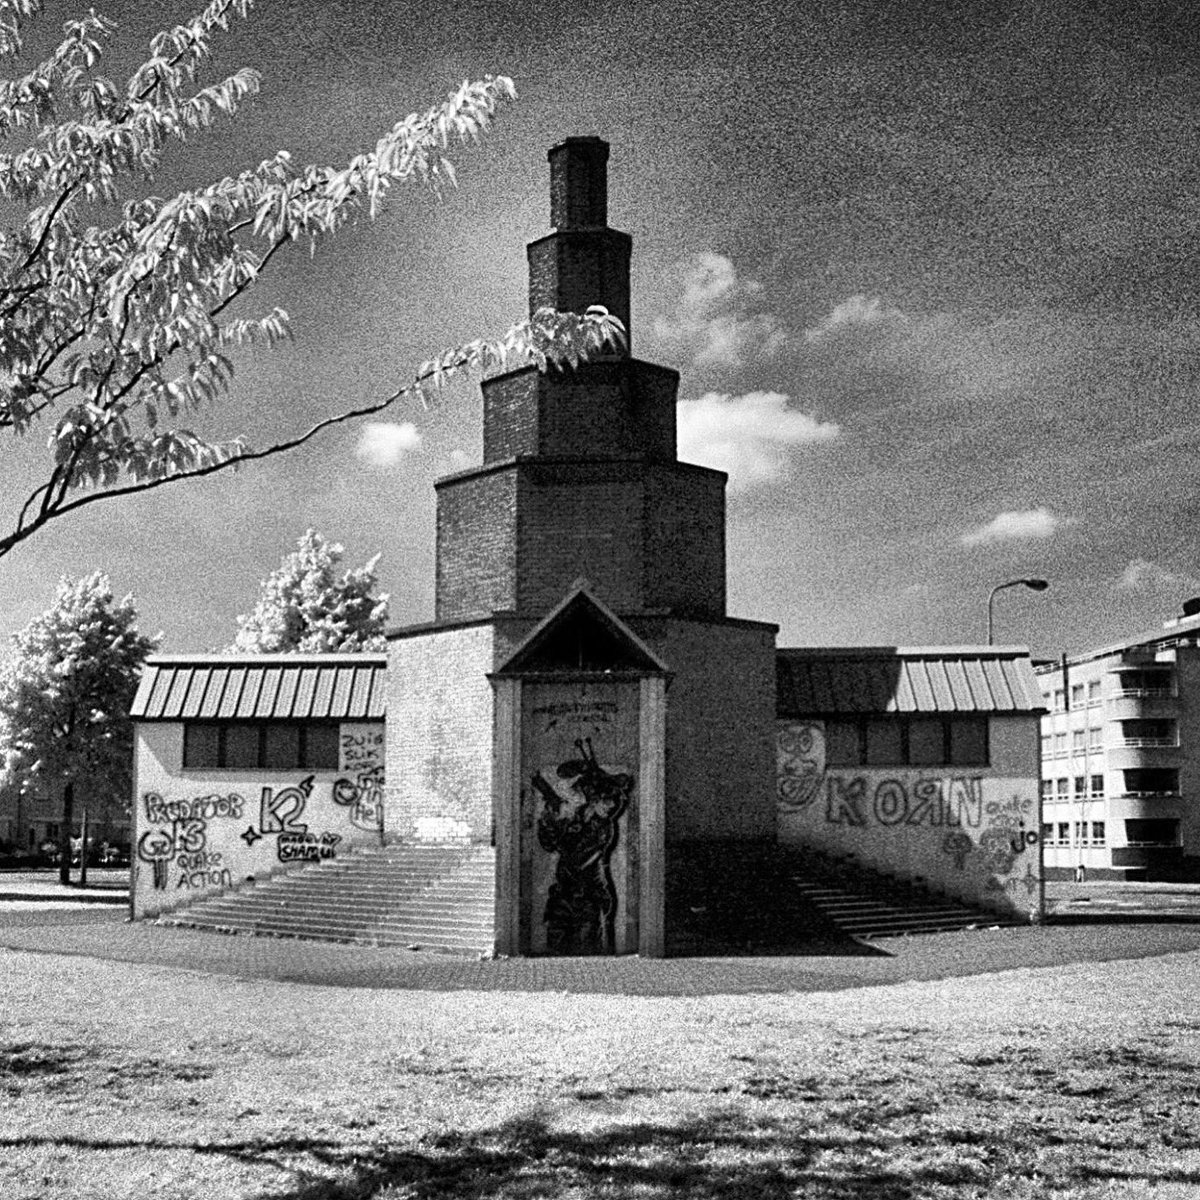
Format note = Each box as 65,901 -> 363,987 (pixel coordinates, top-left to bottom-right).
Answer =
435,137 -> 726,624
388,138 -> 778,955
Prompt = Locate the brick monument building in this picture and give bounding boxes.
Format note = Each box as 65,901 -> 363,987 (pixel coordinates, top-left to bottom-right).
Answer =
129,139 -> 1044,952
387,137 -> 778,955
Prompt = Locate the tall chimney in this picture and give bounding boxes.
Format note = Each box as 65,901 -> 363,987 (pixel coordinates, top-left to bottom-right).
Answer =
526,136 -> 631,350
548,136 -> 608,229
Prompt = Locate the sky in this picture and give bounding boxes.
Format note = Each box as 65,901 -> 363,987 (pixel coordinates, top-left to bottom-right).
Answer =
2,0 -> 1199,661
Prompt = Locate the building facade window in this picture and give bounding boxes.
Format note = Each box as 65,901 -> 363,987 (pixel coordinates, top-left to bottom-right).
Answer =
1053,688 -> 1066,712
182,721 -> 341,770
1072,730 -> 1086,753
1056,777 -> 1070,798
1057,822 -> 1070,842
1073,776 -> 1086,796
1091,821 -> 1106,845
1125,818 -> 1179,846
1087,726 -> 1103,749
1091,774 -> 1105,797
1053,733 -> 1067,757
1088,680 -> 1102,706
1040,780 -> 1053,800
823,716 -> 989,768
1071,683 -> 1085,708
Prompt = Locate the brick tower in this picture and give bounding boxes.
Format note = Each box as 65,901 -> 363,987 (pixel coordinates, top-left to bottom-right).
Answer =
388,140 -> 778,952
434,136 -> 727,624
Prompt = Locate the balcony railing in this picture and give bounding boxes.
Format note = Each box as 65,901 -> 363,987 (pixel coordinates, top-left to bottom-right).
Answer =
1114,687 -> 1176,698
1118,737 -> 1179,748
1116,790 -> 1181,799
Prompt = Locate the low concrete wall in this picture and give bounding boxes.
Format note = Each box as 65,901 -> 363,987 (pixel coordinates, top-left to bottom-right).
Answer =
776,716 -> 1042,919
132,721 -> 385,918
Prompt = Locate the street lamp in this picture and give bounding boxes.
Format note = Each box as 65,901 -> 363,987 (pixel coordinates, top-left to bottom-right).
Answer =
987,578 -> 1049,644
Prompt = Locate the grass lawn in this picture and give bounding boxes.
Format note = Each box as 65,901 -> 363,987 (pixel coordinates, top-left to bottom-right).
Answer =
2,944 -> 1199,1199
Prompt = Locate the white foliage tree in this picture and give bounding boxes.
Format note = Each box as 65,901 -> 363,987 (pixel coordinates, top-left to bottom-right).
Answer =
0,572 -> 159,881
0,0 -> 624,560
231,528 -> 388,652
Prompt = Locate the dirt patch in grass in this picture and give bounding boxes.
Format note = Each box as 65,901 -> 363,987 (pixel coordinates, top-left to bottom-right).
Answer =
2,948 -> 1200,1198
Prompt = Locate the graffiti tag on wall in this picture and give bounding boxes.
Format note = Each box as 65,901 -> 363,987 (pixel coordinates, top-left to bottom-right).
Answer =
533,737 -> 633,956
824,775 -> 985,828
137,792 -> 241,891
776,723 -> 825,811
335,727 -> 385,831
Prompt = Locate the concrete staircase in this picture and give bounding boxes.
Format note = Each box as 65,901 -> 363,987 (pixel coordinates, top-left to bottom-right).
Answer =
666,841 -> 1022,953
780,846 -> 1024,939
155,843 -> 495,955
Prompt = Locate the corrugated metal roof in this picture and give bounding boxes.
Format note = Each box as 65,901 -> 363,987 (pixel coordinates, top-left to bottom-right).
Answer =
776,647 -> 1045,717
131,655 -> 387,720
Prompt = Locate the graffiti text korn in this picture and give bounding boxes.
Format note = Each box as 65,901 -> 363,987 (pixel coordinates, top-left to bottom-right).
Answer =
825,776 -> 984,829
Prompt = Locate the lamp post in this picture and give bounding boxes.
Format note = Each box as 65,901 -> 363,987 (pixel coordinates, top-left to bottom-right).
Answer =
987,578 -> 1049,644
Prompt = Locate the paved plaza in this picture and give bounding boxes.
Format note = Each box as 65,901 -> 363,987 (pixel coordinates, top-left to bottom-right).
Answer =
2,870 -> 1200,996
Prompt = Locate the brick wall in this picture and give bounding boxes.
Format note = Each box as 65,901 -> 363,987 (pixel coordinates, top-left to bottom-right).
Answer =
482,368 -> 540,461
642,465 -> 726,617
527,230 -> 632,339
387,623 -> 496,842
631,616 -> 778,842
482,360 -> 678,465
516,464 -> 645,613
435,468 -> 518,622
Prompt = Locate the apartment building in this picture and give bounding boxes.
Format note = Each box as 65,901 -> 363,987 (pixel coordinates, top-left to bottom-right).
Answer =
1036,602 -> 1200,879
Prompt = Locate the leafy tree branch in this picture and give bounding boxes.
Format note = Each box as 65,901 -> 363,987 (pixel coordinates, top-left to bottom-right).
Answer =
0,0 -> 625,562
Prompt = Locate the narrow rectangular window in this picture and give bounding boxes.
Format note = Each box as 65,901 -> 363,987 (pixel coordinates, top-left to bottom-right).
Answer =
183,723 -> 221,768
264,725 -> 301,770
825,720 -> 863,767
948,717 -> 988,767
1073,776 -> 1086,796
1091,774 -> 1104,797
1071,684 -> 1085,708
909,718 -> 946,766
223,724 -> 262,769
302,723 -> 340,769
1091,821 -> 1106,845
865,718 -> 903,765
1057,822 -> 1070,842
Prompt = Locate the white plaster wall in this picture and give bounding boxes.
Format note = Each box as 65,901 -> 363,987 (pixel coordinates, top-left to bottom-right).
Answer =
776,715 -> 1043,918
132,721 -> 385,918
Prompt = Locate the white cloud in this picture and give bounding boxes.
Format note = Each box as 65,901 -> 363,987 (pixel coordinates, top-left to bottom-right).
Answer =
356,421 -> 422,466
677,391 -> 839,492
960,506 -> 1069,547
653,252 -> 785,371
1117,559 -> 1193,592
804,294 -> 903,343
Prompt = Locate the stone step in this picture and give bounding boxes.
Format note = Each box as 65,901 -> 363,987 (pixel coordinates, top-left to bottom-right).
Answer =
155,843 -> 496,955
163,909 -> 494,940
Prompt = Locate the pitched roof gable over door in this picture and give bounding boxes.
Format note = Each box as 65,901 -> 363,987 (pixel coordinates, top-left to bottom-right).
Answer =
494,581 -> 668,677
